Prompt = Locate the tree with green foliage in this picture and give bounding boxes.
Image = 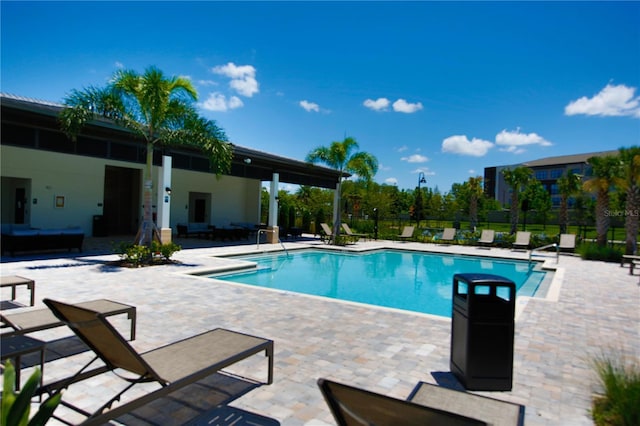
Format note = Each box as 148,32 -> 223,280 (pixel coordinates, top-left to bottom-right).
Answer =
583,155 -> 623,247
467,176 -> 484,230
618,146 -> 640,254
306,136 -> 378,242
59,66 -> 232,249
502,166 -> 533,234
557,170 -> 583,234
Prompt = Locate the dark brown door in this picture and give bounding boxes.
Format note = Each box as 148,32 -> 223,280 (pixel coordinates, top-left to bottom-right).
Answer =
103,166 -> 140,235
14,188 -> 25,224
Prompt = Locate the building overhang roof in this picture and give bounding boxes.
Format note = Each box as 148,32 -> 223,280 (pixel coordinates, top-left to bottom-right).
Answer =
1,93 -> 345,189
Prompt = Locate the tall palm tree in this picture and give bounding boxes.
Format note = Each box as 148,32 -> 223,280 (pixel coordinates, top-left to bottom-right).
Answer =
306,137 -> 378,242
583,155 -> 623,247
59,66 -> 232,247
557,171 -> 582,234
467,176 -> 484,230
618,146 -> 640,254
502,167 -> 532,234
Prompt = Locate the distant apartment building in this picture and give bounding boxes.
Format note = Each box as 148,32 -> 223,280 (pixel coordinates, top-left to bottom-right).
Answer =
484,150 -> 619,207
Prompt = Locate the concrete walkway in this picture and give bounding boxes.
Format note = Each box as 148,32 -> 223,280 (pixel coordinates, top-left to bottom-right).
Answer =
1,236 -> 638,425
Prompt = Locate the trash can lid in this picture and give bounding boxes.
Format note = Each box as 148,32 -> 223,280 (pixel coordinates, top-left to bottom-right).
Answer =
454,273 -> 515,285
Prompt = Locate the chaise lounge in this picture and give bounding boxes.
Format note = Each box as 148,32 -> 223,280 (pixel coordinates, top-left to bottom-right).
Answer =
511,231 -> 531,250
40,299 -> 274,425
397,226 -> 415,242
318,378 -> 525,426
477,229 -> 495,248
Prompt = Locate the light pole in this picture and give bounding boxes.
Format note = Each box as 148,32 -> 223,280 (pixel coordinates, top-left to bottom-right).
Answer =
417,172 -> 426,227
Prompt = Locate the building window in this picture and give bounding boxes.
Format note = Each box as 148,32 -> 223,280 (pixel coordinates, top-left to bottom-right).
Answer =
550,169 -> 564,179
535,170 -> 547,180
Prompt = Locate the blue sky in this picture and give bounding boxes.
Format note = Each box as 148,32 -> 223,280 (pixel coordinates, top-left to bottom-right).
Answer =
2,1 -> 639,192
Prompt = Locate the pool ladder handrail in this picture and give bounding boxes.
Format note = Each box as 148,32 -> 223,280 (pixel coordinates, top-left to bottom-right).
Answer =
256,229 -> 290,256
528,242 -> 559,265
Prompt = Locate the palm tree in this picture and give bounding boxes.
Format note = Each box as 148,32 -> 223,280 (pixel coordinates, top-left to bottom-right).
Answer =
618,146 -> 640,254
306,137 -> 378,242
502,167 -> 532,234
557,171 -> 582,234
59,66 -> 232,247
583,155 -> 623,247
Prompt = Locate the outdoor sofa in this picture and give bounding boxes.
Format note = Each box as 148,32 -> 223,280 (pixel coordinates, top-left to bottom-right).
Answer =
1,224 -> 84,256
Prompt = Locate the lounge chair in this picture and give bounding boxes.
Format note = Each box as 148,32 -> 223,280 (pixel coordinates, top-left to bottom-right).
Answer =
440,227 -> 457,244
1,298 -> 137,340
408,381 -> 525,426
319,223 -> 333,243
317,378 -> 487,425
40,299 -> 274,425
512,231 -> 531,250
397,226 -> 415,242
558,233 -> 576,253
341,223 -> 367,242
477,229 -> 495,248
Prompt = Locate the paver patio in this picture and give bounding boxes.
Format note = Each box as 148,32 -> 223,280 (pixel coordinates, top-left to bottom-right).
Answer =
1,236 -> 638,425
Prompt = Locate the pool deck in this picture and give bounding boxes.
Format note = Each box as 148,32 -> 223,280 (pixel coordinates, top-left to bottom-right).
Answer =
1,236 -> 638,425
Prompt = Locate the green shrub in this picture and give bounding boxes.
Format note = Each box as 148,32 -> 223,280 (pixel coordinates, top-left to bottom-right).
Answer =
1,360 -> 62,426
115,241 -> 181,266
592,352 -> 640,425
578,244 -> 623,263
151,241 -> 181,260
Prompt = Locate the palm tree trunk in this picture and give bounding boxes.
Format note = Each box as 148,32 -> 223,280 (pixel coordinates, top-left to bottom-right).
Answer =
596,190 -> 610,247
625,185 -> 640,254
510,192 -> 519,234
559,194 -> 568,234
470,196 -> 478,230
137,141 -> 154,246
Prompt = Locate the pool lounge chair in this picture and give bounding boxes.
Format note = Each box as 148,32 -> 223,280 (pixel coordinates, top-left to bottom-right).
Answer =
317,378 -> 487,426
39,299 -> 274,425
558,233 -> 576,253
342,223 -> 367,242
319,223 -> 333,243
397,226 -> 415,242
1,298 -> 137,340
440,227 -> 457,244
477,229 -> 495,248
512,231 -> 531,250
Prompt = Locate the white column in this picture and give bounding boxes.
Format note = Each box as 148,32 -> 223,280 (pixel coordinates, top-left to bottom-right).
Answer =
156,155 -> 172,243
267,173 -> 279,243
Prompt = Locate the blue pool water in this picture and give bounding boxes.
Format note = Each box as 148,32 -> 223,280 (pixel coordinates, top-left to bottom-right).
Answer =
211,249 -> 546,317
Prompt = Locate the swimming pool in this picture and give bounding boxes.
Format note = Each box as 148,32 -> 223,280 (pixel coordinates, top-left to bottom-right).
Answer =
210,249 -> 546,317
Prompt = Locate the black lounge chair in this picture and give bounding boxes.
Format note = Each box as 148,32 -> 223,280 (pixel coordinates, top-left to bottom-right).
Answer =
40,299 -> 274,425
318,378 -> 487,426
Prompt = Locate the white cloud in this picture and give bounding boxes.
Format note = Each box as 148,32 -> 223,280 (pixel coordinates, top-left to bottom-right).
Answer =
565,84 -> 640,118
468,169 -> 476,175
385,177 -> 398,185
200,92 -> 243,112
363,98 -> 390,111
401,154 -> 429,163
441,135 -> 494,157
397,145 -> 409,153
393,99 -> 423,113
299,100 -> 320,112
197,79 -> 218,87
212,62 -> 259,97
114,61 -> 124,69
495,128 -> 552,154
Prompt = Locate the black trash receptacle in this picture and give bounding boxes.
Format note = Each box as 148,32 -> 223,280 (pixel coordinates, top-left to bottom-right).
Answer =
92,215 -> 107,237
450,273 -> 516,391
